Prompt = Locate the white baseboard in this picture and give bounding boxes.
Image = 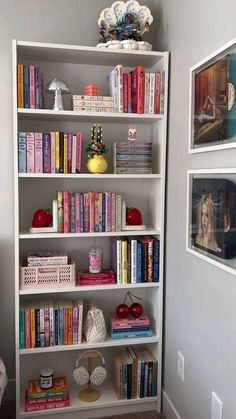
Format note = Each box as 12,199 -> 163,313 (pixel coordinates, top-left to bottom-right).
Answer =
162,390 -> 182,419
2,378 -> 15,401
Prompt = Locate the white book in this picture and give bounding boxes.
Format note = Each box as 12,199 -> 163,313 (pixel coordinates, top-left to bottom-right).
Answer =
144,73 -> 150,114
77,299 -> 83,344
149,73 -> 156,114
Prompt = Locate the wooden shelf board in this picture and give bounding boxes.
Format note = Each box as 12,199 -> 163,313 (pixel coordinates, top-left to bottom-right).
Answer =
19,335 -> 159,355
19,282 -> 160,295
19,229 -> 160,239
17,108 -> 163,123
19,381 -> 157,417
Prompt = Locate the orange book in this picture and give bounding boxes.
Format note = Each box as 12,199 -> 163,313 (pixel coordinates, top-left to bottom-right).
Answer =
17,64 -> 24,108
28,376 -> 68,399
136,66 -> 145,114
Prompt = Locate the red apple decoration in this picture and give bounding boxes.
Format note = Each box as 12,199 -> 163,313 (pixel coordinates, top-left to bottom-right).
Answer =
116,303 -> 129,319
32,209 -> 53,228
129,302 -> 143,318
126,207 -> 142,226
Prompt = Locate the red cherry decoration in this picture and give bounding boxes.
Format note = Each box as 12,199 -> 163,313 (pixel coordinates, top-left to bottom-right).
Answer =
116,304 -> 129,319
126,207 -> 142,226
32,209 -> 53,228
129,302 -> 143,318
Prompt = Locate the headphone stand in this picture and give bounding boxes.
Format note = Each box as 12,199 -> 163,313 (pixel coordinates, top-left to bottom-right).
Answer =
79,351 -> 101,402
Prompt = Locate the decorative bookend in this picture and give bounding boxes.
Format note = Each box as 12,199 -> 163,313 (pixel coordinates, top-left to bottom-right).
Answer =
121,201 -> 146,231
30,200 -> 58,233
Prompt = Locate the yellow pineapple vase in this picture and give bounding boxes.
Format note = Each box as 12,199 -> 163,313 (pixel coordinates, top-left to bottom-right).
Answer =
87,155 -> 108,174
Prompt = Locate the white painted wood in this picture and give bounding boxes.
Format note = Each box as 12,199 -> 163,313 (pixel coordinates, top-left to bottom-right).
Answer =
14,40 -> 168,418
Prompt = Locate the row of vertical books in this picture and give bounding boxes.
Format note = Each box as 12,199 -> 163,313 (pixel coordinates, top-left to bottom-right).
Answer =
25,376 -> 70,412
18,131 -> 83,174
110,236 -> 160,284
113,347 -> 158,399
19,299 -> 83,349
107,64 -> 165,114
113,142 -> 153,174
17,64 -> 44,109
57,191 -> 122,233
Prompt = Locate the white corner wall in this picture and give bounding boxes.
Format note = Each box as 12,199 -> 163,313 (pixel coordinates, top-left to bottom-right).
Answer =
158,1 -> 236,419
0,0 -> 158,400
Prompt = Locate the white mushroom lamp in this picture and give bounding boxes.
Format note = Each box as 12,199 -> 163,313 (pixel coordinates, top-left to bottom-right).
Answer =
46,79 -> 70,110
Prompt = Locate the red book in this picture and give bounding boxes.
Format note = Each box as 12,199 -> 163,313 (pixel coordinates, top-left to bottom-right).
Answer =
123,72 -> 128,113
136,66 -> 145,114
79,269 -> 116,280
25,391 -> 70,412
80,277 -> 116,286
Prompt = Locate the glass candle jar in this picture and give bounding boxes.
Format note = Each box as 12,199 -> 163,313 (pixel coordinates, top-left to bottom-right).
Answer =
40,368 -> 53,389
88,246 -> 103,273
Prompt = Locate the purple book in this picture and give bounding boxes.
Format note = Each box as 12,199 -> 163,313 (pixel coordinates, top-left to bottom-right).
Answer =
43,133 -> 51,173
67,132 -> 73,174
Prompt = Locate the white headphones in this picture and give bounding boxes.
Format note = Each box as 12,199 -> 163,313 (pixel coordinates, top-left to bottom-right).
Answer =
73,351 -> 107,386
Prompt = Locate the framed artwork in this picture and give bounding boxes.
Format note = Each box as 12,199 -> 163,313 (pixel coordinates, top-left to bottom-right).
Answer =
189,37 -> 236,153
187,169 -> 236,275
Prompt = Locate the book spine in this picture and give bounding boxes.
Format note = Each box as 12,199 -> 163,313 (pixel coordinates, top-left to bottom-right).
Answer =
121,239 -> 127,285
89,191 -> 95,232
80,278 -> 116,285
131,238 -> 137,284
137,240 -> 143,283
72,134 -> 77,173
149,73 -> 155,114
154,71 -> 161,114
23,65 -> 30,108
83,192 -> 90,232
54,308 -> 59,346
29,65 -> 35,109
144,72 -> 150,114
78,303 -> 83,343
67,305 -> 73,345
27,395 -> 69,405
147,238 -> 154,282
76,132 -> 82,173
55,131 -> 60,173
34,132 -> 43,173
35,66 -> 41,109
63,133 -> 68,174
63,191 -> 71,233
35,309 -> 40,347
127,72 -> 132,113
116,154 -> 152,161
57,191 -> 64,233
116,161 -> 152,167
18,132 -> 27,173
136,66 -> 145,114
115,194 -> 122,231
17,64 -> 24,108
105,192 -> 112,232
43,133 -> 51,173
95,193 -> 102,232
153,238 -> 160,282
79,193 -> 84,232
49,306 -> 54,346
50,132 -> 56,173
26,132 -> 35,173
67,133 -> 73,173
160,70 -> 165,114
111,193 -> 116,231
115,167 -> 152,174
75,192 -> 81,233
30,308 -> 35,348
72,305 -> 78,344
39,307 -> 45,347
19,308 -> 25,349
111,326 -> 150,333
70,192 -> 76,233
44,307 -> 50,347
59,132 -> 64,173
123,72 -> 128,113
131,69 -> 137,113
73,99 -> 114,107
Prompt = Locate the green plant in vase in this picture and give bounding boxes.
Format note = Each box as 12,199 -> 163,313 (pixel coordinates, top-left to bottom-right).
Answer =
86,124 -> 108,174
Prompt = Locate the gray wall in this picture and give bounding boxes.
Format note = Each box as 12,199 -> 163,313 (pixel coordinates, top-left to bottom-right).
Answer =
159,1 -> 236,419
0,0 -> 158,396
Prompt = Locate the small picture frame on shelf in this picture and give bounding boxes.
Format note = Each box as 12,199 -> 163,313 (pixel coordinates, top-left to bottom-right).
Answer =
187,170 -> 236,275
189,37 -> 236,153
30,200 -> 58,233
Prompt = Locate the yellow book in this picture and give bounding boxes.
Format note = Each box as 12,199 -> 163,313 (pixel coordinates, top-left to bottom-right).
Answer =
63,133 -> 68,174
121,239 -> 128,284
55,131 -> 60,173
17,64 -> 24,108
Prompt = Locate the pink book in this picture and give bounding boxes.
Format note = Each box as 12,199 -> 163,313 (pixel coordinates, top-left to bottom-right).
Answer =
63,191 -> 71,233
34,133 -> 43,173
88,191 -> 95,232
83,192 -> 89,232
50,132 -> 56,173
105,192 -> 112,232
123,72 -> 128,113
26,132 -> 35,173
111,193 -> 116,232
29,65 -> 35,109
76,132 -> 82,173
72,135 -> 77,173
75,192 -> 81,233
80,278 -> 116,285
111,313 -> 150,328
79,270 -> 116,281
95,193 -> 102,232
25,391 -> 70,412
72,303 -> 78,344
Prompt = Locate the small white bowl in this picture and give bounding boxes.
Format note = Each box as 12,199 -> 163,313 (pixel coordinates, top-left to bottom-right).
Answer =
137,41 -> 152,51
121,39 -> 138,50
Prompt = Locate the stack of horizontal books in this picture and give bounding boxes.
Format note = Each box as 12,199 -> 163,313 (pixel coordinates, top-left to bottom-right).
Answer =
25,376 -> 70,412
113,142 -> 153,174
109,313 -> 153,340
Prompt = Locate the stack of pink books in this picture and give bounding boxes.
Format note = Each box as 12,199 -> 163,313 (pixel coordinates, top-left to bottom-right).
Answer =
25,376 -> 70,412
110,313 -> 153,340
78,269 -> 116,286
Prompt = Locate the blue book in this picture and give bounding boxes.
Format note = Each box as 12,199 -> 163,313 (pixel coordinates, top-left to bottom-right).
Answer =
54,308 -> 59,346
112,326 -> 150,333
18,132 -> 27,173
23,65 -> 30,108
111,329 -> 153,340
153,238 -> 160,282
19,308 -> 25,349
35,66 -> 41,109
137,240 -> 142,283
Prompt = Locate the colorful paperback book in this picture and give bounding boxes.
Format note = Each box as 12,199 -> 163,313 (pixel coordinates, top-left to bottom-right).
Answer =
26,132 -> 35,173
17,64 -> 24,108
18,132 -> 27,173
34,132 -> 43,173
28,376 -> 68,400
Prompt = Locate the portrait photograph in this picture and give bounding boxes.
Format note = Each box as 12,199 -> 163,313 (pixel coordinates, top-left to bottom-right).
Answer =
191,177 -> 236,260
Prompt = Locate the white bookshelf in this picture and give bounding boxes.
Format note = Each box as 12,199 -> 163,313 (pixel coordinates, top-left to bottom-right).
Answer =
13,40 -> 169,419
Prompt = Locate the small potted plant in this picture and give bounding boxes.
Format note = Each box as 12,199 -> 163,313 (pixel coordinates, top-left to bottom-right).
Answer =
86,124 -> 108,174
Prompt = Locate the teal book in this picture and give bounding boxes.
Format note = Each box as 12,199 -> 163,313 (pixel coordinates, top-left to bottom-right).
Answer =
111,329 -> 153,340
19,308 -> 25,349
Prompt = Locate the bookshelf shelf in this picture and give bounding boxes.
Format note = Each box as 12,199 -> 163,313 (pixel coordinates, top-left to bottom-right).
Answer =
19,381 -> 158,418
19,335 -> 159,355
14,39 -> 168,418
17,108 -> 163,123
20,282 -> 160,295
